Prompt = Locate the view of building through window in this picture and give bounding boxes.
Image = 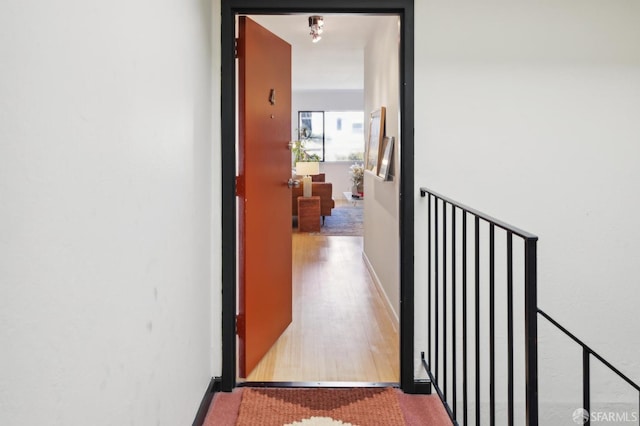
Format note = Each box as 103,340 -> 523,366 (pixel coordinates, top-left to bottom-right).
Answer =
325,111 -> 364,161
298,111 -> 364,162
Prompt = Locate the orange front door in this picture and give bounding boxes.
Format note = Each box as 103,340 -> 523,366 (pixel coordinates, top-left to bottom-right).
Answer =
237,17 -> 293,378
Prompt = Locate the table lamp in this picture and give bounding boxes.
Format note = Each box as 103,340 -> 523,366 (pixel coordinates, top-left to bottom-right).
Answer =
296,161 -> 319,197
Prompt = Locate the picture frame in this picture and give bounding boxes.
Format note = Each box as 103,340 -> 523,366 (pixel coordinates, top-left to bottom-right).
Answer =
377,136 -> 394,181
365,107 -> 386,173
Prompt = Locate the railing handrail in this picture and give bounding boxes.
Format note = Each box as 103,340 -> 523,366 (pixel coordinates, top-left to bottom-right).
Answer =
420,187 -> 539,241
538,308 -> 640,393
420,187 -> 539,425
420,186 -> 640,426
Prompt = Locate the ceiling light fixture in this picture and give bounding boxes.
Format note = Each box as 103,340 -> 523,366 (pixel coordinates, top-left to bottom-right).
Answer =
308,16 -> 324,43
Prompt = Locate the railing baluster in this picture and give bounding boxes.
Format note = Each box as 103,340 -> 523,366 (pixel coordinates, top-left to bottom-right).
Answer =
444,201 -> 448,400
507,232 -> 514,426
475,216 -> 481,426
525,239 -> 538,426
435,198 -> 440,385
490,224 -> 495,426
428,194 -> 432,369
463,212 -> 468,426
452,206 -> 457,420
584,349 -> 591,426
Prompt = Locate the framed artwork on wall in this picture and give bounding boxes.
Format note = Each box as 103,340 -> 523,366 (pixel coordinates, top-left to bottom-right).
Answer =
365,107 -> 386,173
377,136 -> 394,181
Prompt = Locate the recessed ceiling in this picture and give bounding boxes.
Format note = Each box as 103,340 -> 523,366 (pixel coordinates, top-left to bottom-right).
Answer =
248,15 -> 397,91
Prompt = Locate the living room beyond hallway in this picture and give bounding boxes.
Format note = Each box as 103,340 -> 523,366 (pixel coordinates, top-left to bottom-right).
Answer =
245,234 -> 399,382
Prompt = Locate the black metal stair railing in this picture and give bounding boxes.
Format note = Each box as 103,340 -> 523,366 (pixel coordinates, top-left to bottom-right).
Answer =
536,309 -> 640,426
420,187 -> 539,425
419,187 -> 640,426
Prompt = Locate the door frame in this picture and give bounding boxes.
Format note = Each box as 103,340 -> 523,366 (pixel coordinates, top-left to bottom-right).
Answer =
221,0 -> 415,393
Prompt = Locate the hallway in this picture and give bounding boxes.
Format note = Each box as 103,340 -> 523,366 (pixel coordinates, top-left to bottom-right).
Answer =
245,235 -> 399,382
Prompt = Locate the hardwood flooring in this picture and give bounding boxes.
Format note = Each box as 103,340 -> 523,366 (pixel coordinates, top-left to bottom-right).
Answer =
245,234 -> 399,383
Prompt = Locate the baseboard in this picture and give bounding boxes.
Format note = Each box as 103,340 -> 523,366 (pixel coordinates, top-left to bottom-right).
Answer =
192,377 -> 221,426
362,251 -> 399,330
412,378 -> 433,395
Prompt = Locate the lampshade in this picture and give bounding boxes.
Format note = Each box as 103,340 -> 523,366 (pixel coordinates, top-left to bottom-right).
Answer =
296,161 -> 319,176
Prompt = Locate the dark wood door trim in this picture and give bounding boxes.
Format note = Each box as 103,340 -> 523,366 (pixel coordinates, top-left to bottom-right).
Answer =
221,0 -> 415,393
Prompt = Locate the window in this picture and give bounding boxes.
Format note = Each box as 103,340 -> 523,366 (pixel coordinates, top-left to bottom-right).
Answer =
298,111 -> 364,162
298,111 -> 324,160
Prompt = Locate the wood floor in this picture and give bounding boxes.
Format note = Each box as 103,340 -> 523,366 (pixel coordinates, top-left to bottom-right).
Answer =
245,234 -> 399,383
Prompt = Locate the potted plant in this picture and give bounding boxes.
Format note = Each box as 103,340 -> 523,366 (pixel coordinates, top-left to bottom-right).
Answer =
292,139 -> 320,164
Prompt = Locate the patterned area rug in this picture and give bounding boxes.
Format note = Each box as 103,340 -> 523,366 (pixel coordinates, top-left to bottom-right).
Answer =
236,388 -> 404,426
293,204 -> 363,237
203,387 -> 452,426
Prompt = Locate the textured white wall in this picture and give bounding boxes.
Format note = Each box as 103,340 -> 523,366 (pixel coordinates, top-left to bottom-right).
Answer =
0,0 -> 219,424
413,1 -> 640,423
363,17 -> 401,319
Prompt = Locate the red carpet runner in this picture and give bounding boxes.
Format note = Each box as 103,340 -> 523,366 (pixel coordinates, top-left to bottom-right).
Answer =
204,387 -> 451,425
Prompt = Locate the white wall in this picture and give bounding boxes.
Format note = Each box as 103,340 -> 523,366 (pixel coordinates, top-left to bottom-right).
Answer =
363,17 -> 401,320
0,0 -> 220,424
414,1 -> 640,423
292,90 -> 364,197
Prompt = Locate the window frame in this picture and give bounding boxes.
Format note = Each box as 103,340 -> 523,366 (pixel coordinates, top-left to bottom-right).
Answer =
297,110 -> 365,162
